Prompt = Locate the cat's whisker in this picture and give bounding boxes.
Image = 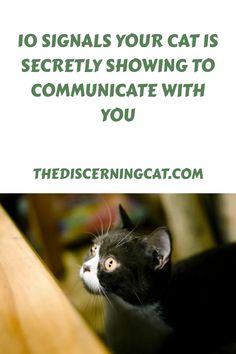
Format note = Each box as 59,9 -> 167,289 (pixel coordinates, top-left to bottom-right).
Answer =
102,198 -> 113,235
115,226 -> 136,246
63,278 -> 80,298
116,225 -> 139,248
79,294 -> 100,319
62,261 -> 87,298
89,296 -> 98,322
98,215 -> 104,237
86,231 -> 100,243
119,235 -> 140,245
95,227 -> 102,238
79,292 -> 94,313
133,289 -> 142,305
116,235 -> 138,248
93,295 -> 105,332
99,286 -> 113,308
98,296 -> 105,317
115,233 -> 130,247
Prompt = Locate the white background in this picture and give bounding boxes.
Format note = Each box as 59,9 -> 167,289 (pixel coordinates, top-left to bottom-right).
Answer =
0,0 -> 235,193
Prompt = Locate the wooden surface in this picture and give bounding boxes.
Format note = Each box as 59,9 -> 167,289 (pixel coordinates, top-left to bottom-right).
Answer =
28,194 -> 64,277
0,205 -> 109,354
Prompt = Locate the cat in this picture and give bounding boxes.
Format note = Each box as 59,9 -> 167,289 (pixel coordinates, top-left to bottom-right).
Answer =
80,205 -> 236,354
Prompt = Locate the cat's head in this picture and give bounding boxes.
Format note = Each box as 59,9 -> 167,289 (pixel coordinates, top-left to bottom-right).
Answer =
80,205 -> 172,306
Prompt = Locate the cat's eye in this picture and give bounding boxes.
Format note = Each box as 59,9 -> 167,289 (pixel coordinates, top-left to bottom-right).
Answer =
90,245 -> 97,257
104,257 -> 119,272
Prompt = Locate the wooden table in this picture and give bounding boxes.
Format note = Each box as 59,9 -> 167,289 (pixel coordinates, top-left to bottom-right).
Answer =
0,205 -> 109,354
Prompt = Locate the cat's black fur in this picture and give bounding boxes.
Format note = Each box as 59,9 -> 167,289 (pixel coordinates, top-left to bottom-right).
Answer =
97,227 -> 172,306
81,205 -> 236,354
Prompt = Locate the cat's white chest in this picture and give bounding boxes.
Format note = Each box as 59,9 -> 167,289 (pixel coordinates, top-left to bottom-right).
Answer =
105,297 -> 172,354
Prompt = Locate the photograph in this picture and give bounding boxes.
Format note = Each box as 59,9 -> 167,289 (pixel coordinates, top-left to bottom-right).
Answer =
1,194 -> 236,353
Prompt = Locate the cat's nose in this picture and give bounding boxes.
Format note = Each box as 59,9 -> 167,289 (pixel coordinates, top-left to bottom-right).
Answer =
83,264 -> 91,273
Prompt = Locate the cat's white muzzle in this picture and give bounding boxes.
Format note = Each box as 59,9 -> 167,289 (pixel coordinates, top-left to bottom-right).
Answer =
80,247 -> 101,294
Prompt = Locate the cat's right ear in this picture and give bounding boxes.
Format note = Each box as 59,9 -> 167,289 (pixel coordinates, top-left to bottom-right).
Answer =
119,205 -> 134,231
145,227 -> 172,271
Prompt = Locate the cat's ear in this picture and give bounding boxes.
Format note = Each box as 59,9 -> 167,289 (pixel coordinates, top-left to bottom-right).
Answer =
119,205 -> 134,231
146,227 -> 171,271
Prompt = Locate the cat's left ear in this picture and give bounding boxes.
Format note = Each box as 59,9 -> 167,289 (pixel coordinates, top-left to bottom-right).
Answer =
146,227 -> 172,271
119,204 -> 134,231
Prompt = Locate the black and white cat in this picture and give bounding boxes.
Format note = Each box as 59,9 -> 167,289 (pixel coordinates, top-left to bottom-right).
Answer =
80,205 -> 236,354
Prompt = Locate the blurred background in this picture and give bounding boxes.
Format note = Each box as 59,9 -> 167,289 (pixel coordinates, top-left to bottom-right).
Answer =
1,193 -> 236,340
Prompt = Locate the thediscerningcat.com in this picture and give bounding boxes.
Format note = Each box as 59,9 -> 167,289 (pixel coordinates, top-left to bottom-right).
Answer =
33,167 -> 203,180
